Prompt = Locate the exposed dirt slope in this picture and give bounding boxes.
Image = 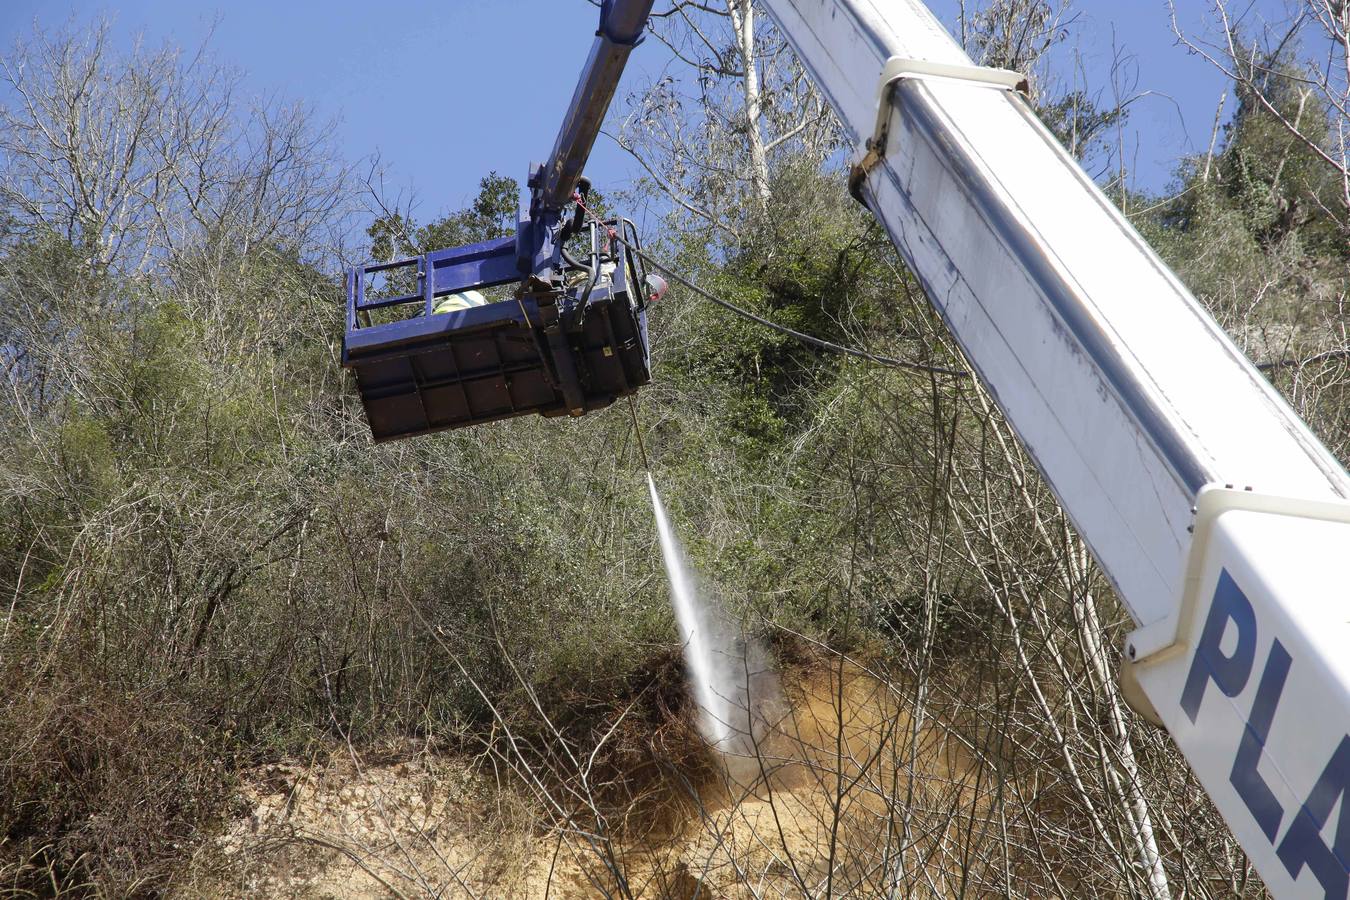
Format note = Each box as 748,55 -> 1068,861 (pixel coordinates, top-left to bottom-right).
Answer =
182,665 -> 980,898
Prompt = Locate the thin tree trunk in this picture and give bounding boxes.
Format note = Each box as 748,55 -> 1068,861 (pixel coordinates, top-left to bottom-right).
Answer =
1075,578 -> 1173,900
728,0 -> 771,209
1203,89 -> 1227,183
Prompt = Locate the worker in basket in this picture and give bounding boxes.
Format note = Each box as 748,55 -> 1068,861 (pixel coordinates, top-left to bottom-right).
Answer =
432,289 -> 488,315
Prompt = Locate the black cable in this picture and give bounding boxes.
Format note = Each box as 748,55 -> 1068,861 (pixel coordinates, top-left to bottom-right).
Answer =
610,231 -> 970,378
627,394 -> 650,471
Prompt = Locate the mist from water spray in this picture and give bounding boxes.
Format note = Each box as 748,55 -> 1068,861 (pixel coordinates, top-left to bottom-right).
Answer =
647,473 -> 779,759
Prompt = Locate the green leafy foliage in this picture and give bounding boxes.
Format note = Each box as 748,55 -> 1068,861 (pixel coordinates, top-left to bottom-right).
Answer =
367,171 -> 520,261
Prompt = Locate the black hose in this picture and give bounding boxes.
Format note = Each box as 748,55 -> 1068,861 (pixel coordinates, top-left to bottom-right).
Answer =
560,245 -> 600,317
609,233 -> 969,377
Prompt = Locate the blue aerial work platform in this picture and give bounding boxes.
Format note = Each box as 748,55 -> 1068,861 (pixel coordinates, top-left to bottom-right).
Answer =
343,218 -> 653,441
342,0 -> 657,442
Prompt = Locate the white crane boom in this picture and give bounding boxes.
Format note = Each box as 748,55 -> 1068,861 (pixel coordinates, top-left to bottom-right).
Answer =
759,1 -> 1350,896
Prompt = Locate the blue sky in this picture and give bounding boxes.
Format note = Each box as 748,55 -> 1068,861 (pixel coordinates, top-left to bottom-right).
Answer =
0,0 -> 1287,227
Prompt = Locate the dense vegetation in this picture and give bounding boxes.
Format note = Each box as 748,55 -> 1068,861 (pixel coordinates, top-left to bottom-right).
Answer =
1,1 -> 1347,896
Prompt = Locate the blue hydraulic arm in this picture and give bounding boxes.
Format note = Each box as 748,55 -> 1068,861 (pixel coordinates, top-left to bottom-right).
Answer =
519,0 -> 656,279
537,0 -> 656,213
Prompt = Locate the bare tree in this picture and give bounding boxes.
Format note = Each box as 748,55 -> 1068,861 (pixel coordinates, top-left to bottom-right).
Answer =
602,1 -> 839,239
0,19 -> 355,277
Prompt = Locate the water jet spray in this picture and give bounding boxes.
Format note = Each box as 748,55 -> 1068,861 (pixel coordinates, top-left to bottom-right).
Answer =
646,474 -> 780,763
